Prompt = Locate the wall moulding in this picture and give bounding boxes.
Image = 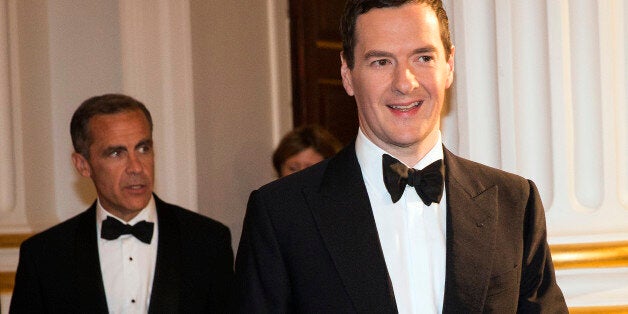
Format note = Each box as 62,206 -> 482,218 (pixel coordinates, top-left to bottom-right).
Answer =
551,241 -> 628,270
0,271 -> 14,293
0,234 -> 30,249
0,0 -> 16,214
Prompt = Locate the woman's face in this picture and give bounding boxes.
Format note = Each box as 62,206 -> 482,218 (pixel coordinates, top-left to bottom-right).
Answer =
280,147 -> 325,177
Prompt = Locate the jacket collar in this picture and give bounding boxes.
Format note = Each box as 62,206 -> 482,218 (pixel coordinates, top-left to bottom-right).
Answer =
442,148 -> 498,312
308,142 -> 398,313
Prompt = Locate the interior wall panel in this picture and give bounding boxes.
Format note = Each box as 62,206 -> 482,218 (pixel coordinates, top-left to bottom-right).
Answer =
0,0 -> 15,214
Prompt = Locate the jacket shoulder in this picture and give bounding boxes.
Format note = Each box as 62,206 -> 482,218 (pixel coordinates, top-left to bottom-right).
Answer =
155,196 -> 231,237
20,209 -> 92,252
444,148 -> 533,203
446,149 -> 527,183
258,157 -> 329,195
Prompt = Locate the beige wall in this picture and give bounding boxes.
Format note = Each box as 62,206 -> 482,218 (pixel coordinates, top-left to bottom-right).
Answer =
190,0 -> 293,250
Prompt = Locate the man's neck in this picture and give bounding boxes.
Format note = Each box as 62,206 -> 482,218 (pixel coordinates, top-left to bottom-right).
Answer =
364,129 -> 441,166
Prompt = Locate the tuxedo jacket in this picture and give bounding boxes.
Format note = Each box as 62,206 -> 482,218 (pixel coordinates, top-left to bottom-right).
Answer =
10,195 -> 234,313
235,143 -> 567,313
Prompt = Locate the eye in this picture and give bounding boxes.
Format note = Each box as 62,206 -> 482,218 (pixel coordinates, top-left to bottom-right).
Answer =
138,145 -> 151,154
107,150 -> 122,158
371,59 -> 391,67
418,55 -> 434,63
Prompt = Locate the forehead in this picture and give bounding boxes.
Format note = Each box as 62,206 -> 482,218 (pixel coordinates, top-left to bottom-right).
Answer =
88,110 -> 151,144
354,3 -> 442,51
285,147 -> 323,163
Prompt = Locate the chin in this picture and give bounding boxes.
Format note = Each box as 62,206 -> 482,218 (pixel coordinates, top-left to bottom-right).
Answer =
127,199 -> 151,211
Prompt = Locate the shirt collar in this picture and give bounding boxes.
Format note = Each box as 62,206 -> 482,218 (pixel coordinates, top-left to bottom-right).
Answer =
356,128 -> 444,195
96,195 -> 157,227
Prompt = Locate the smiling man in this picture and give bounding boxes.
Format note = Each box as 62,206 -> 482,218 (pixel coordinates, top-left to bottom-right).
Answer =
235,0 -> 567,312
11,94 -> 234,313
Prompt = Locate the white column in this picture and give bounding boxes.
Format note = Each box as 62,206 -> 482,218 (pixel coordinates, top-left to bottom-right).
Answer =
617,0 -> 628,209
0,0 -> 15,214
511,0 -> 555,207
570,0 -> 604,209
545,0 -> 628,238
0,0 -> 29,232
451,0 -> 501,168
450,0 -> 628,241
267,0 -> 294,145
118,0 -> 198,211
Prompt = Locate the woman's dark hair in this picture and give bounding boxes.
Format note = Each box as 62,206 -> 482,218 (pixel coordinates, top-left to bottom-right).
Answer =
272,125 -> 342,176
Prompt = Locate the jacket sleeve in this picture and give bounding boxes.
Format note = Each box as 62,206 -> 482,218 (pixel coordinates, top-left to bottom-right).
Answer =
234,190 -> 292,313
518,180 -> 568,313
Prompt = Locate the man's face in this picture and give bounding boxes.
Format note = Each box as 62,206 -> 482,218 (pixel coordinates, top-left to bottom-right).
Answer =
72,110 -> 155,221
341,2 -> 454,158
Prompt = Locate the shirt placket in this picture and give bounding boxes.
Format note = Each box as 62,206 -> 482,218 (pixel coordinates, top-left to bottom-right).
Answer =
121,236 -> 141,312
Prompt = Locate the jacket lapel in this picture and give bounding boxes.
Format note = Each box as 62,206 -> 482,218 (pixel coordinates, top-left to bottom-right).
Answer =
74,204 -> 109,313
148,196 -> 182,313
442,148 -> 498,313
307,143 -> 398,313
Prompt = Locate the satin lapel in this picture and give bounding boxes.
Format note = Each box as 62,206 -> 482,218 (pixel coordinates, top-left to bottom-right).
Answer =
148,197 -> 182,313
442,148 -> 498,312
74,204 -> 109,313
307,144 -> 398,313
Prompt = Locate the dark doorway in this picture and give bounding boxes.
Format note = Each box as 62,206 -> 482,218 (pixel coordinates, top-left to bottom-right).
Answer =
289,0 -> 358,145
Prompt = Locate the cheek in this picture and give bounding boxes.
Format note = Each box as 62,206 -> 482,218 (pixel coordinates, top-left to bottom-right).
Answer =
140,157 -> 155,173
352,72 -> 388,98
145,160 -> 155,175
93,163 -> 123,184
92,172 -> 117,193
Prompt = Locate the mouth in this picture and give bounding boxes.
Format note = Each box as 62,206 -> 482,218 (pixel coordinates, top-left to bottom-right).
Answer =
387,100 -> 423,112
125,184 -> 148,193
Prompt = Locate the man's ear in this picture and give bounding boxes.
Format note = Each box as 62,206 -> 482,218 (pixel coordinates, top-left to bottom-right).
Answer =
72,153 -> 92,178
445,45 -> 455,88
340,51 -> 355,96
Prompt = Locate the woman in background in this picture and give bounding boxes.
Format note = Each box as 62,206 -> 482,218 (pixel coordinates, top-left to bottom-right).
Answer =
273,125 -> 342,177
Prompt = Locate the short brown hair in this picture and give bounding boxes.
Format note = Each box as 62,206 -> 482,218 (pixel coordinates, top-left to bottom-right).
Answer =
272,125 -> 342,176
70,94 -> 152,159
340,0 -> 452,69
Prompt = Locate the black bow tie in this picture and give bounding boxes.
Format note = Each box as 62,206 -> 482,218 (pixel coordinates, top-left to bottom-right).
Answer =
382,154 -> 445,205
101,216 -> 154,244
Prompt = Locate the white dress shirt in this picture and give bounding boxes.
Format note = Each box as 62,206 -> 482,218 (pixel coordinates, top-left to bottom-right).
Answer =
97,196 -> 158,314
355,129 -> 447,314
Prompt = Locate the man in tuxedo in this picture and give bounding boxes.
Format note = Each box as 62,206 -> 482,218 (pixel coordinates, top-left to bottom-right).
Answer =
235,0 -> 567,312
10,94 -> 234,313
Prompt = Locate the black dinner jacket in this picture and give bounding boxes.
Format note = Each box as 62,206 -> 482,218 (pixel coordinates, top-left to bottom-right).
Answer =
10,195 -> 234,313
235,142 -> 567,313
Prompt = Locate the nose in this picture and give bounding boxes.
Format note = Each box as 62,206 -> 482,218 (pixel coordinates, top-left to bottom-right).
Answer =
392,64 -> 419,95
126,153 -> 143,174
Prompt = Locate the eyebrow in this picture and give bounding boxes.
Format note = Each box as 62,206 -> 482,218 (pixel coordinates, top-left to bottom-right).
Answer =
363,46 -> 439,60
363,50 -> 394,60
412,46 -> 438,55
